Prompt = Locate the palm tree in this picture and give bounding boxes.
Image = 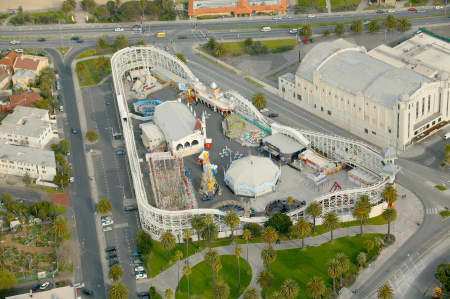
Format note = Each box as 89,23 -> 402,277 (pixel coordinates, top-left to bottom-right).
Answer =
364,239 -> 375,253
306,202 -> 322,233
323,212 -> 340,241
213,281 -> 230,299
205,248 -> 220,286
183,264 -> 192,299
374,237 -> 384,254
335,252 -> 350,288
174,250 -> 183,283
183,229 -> 191,262
108,264 -> 124,282
109,283 -> 128,299
213,43 -> 226,57
281,279 -> 299,299
161,231 -> 176,262
382,185 -> 398,206
270,291 -> 284,299
397,18 -> 411,32
165,288 -> 173,299
382,208 -> 397,236
242,228 -> 252,274
353,195 -> 371,236
252,92 -> 267,111
257,269 -> 274,299
377,283 -> 394,299
357,252 -> 367,268
327,258 -> 341,294
307,276 -> 326,299
261,246 -> 277,272
97,198 -> 112,214
224,210 -> 240,241
201,220 -> 218,246
191,215 -> 205,246
292,218 -> 312,249
263,226 -> 278,247
235,245 -> 243,291
244,287 -> 259,299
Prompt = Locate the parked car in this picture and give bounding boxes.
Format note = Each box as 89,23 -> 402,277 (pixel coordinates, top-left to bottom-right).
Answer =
137,292 -> 150,299
130,252 -> 141,257
268,113 -> 279,118
73,282 -> 85,289
408,7 -> 417,12
76,39 -> 84,43
283,15 -> 292,19
272,15 -> 281,20
376,9 -> 385,13
435,5 -> 443,9
202,195 -> 213,201
71,128 -> 78,134
107,253 -> 117,259
133,258 -> 144,265
15,49 -> 24,54
124,205 -> 138,212
135,271 -> 147,280
82,288 -> 93,296
109,259 -> 119,267
103,226 -> 113,232
363,21 -> 370,25
105,246 -> 116,253
388,9 -> 395,12
116,150 -> 126,156
135,265 -> 145,272
69,177 -> 74,183
32,283 -> 41,291
177,35 -> 187,39
40,282 -> 50,290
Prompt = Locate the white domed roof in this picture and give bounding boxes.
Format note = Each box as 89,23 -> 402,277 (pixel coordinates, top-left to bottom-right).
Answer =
225,156 -> 280,188
210,82 -> 217,89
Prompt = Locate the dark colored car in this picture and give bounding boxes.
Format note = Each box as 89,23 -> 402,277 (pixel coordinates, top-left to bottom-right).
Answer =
130,252 -> 141,257
109,259 -> 119,267
177,35 -> 187,39
268,113 -> 279,118
124,205 -> 138,212
71,128 -> 78,134
76,39 -> 84,43
107,253 -> 117,259
70,36 -> 79,40
32,283 -> 41,291
202,195 -> 213,201
82,288 -> 93,296
105,246 -> 116,253
137,291 -> 150,298
116,150 -> 125,156
376,9 -> 384,13
37,38 -> 46,42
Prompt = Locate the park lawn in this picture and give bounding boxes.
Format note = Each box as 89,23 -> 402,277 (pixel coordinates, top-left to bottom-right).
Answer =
312,214 -> 387,236
330,0 -> 360,11
76,58 -> 111,86
176,255 -> 252,299
404,0 -> 428,6
298,0 -> 327,9
266,234 -> 383,299
27,185 -> 64,194
76,47 -> 115,59
440,210 -> 450,218
220,39 -> 296,55
57,47 -> 70,56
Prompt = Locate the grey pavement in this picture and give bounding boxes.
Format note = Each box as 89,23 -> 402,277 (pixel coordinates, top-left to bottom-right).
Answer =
138,182 -> 424,297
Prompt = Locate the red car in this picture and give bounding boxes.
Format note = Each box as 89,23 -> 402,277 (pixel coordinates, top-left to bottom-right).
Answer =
408,7 -> 417,12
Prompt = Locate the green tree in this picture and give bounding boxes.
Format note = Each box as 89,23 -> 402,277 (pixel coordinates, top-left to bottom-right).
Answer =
261,246 -> 276,272
191,215 -> 205,246
368,20 -> 381,33
23,173 -> 33,185
323,29 -> 331,37
323,212 -> 340,241
327,258 -> 341,294
306,201 -> 322,233
109,283 -> 128,299
265,212 -> 292,234
134,39 -> 147,46
257,269 -> 274,298
377,283 -> 394,299
374,236 -> 384,254
307,276 -> 326,299
281,279 -> 299,299
206,37 -> 217,50
357,252 -> 367,268
136,230 -> 152,255
291,218 -> 311,249
270,291 -> 283,299
81,0 -> 96,11
224,210 -> 240,241
183,228 -> 191,261
235,245 -> 243,291
350,20 -> 364,33
161,231 -> 176,262
263,226 -> 278,247
397,18 -> 411,32
205,248 -> 220,286
201,215 -> 218,246
114,34 -> 128,50
334,23 -> 345,35
165,288 -> 173,299
252,92 -> 267,111
382,207 -> 397,236
435,264 -> 450,292
244,37 -> 254,47
97,198 -> 112,214
174,250 -> 183,284
109,264 -> 124,282
54,215 -> 70,243
242,228 -> 252,274
301,24 -> 313,39
86,130 -> 99,142
149,286 -> 157,298
244,287 -> 259,299
336,252 -> 350,288
243,223 -> 262,238
0,268 -> 18,290
384,15 -> 397,31
353,195 -> 371,236
96,37 -> 109,54
176,53 -> 186,63
214,281 -> 230,299
213,43 -> 226,57
183,264 -> 192,299
62,0 -> 75,13
364,239 -> 374,253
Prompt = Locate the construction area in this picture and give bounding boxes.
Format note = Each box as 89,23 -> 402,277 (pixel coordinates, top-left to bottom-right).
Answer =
146,152 -> 197,211
223,113 -> 267,146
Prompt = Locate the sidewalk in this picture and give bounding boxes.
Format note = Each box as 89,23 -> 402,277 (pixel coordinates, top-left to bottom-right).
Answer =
137,183 -> 423,297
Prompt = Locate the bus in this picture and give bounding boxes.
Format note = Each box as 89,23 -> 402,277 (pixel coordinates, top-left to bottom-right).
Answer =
156,32 -> 166,38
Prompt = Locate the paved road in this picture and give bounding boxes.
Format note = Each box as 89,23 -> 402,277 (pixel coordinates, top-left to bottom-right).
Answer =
50,47 -> 107,298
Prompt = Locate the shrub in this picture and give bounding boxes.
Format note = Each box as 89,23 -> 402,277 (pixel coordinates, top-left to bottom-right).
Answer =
271,45 -> 294,54
265,212 -> 293,234
243,223 -> 263,238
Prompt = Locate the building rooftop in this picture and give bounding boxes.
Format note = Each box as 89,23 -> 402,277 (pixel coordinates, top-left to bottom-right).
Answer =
0,52 -> 21,71
12,69 -> 36,80
0,142 -> 56,167
10,92 -> 42,107
192,0 -> 281,9
14,57 -> 40,72
6,286 -> 76,299
140,122 -> 165,139
154,101 -> 197,142
263,133 -> 306,154
225,155 -> 280,188
280,72 -> 295,83
1,106 -> 50,138
0,67 -> 10,83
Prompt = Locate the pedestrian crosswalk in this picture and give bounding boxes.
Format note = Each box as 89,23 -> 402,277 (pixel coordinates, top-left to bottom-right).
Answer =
426,208 -> 439,215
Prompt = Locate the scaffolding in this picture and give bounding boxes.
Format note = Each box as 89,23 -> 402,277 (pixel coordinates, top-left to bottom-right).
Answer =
147,152 -> 195,210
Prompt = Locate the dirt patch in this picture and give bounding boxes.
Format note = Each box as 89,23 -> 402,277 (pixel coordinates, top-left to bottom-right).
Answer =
50,192 -> 70,207
2,234 -> 54,254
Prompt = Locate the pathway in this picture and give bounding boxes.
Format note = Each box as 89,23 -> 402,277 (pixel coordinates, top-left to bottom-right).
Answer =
137,183 -> 424,297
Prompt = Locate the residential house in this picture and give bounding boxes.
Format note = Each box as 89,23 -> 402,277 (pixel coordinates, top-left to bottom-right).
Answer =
12,69 -> 36,90
0,52 -> 21,72
0,92 -> 42,112
0,66 -> 11,90
13,54 -> 49,76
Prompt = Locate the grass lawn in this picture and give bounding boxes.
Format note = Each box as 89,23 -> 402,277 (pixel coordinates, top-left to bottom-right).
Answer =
245,77 -> 264,88
27,185 -> 64,194
312,214 -> 387,236
176,255 -> 252,299
404,0 -> 428,6
212,39 -> 296,56
76,58 -> 111,86
57,47 -> 70,56
266,234 -> 384,298
330,0 -> 361,11
435,185 -> 447,191
440,210 -> 450,218
297,0 -> 327,9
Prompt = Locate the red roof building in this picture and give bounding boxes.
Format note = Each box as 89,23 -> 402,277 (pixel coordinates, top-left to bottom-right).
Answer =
188,0 -> 286,17
0,52 -> 21,72
0,92 -> 42,111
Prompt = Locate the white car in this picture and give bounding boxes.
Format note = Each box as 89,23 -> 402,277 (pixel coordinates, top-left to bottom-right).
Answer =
135,266 -> 145,272
73,282 -> 85,289
15,49 -> 24,53
40,282 -> 50,290
288,28 -> 298,34
363,21 -> 370,25
103,226 -> 113,232
135,272 -> 147,280
435,5 -> 443,9
9,40 -> 20,45
272,16 -> 281,20
114,27 -> 124,32
387,9 -> 395,12
69,177 -> 74,183
307,14 -> 316,18
102,219 -> 113,226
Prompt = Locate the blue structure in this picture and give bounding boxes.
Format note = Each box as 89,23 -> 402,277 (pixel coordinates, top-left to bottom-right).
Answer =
134,99 -> 163,117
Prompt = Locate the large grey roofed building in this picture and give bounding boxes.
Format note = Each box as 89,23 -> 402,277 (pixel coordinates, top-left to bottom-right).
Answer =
0,143 -> 56,167
154,101 -> 196,142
